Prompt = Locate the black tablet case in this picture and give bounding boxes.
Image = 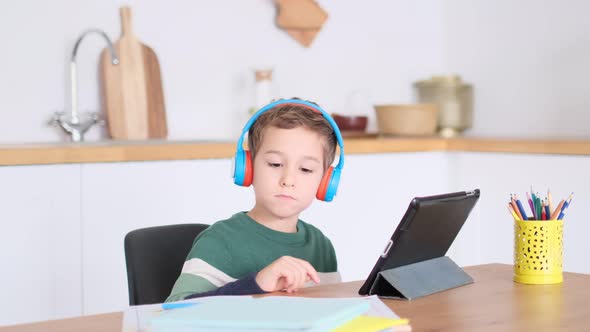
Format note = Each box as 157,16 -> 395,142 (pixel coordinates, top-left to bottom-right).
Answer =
359,190 -> 480,300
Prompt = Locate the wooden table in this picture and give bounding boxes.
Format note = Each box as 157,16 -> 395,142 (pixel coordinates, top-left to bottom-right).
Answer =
2,264 -> 588,332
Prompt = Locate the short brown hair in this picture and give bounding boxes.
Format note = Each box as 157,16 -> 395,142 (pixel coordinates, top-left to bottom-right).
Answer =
248,100 -> 337,171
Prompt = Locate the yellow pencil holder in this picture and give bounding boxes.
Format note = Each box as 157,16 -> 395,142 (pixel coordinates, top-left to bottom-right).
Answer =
513,219 -> 564,284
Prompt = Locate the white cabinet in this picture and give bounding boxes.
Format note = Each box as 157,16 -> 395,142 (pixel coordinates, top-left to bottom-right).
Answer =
5,151 -> 589,322
0,164 -> 82,325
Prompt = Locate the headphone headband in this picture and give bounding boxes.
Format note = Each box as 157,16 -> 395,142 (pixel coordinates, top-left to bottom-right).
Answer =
236,99 -> 345,171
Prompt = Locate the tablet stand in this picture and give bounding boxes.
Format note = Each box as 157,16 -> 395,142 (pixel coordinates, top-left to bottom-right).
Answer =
367,256 -> 473,300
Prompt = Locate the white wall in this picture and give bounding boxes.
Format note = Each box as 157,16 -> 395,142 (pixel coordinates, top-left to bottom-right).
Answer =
3,0 -> 589,144
443,0 -> 590,138
0,0 -> 445,143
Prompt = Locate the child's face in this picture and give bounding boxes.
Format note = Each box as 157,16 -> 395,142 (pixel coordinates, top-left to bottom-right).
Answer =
251,126 -> 326,221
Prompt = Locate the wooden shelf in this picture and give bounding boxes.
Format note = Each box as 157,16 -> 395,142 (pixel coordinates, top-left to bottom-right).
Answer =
1,137 -> 589,166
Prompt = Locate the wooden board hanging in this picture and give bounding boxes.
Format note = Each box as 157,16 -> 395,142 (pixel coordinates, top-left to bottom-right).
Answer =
275,0 -> 328,47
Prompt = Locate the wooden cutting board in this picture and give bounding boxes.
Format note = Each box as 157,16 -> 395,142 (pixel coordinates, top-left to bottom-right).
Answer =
275,0 -> 327,47
100,6 -> 167,140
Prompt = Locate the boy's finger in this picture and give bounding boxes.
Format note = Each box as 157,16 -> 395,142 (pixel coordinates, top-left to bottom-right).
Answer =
280,271 -> 293,291
291,260 -> 320,285
276,275 -> 289,291
284,257 -> 319,288
283,258 -> 305,288
308,271 -> 320,284
297,260 -> 320,283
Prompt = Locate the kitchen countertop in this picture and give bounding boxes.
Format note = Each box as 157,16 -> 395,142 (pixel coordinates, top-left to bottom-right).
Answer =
1,137 -> 589,166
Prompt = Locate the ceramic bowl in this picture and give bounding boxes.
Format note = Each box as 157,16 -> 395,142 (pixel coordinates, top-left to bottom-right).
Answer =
374,104 -> 439,136
331,114 -> 368,132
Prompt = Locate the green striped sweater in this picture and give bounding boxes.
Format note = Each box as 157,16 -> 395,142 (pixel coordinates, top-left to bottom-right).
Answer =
166,212 -> 340,302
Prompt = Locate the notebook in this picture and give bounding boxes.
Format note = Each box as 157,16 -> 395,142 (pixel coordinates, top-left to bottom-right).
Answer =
332,315 -> 410,332
150,296 -> 370,331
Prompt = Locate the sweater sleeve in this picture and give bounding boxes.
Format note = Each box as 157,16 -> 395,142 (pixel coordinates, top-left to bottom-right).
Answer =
166,231 -> 237,302
184,272 -> 267,299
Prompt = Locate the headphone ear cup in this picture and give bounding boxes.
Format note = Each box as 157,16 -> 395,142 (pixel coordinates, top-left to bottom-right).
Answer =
242,150 -> 253,187
316,167 -> 334,201
316,167 -> 341,202
233,149 -> 246,186
323,167 -> 341,202
233,150 -> 253,187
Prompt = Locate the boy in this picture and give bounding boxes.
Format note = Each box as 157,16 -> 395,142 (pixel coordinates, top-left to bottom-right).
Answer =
166,98 -> 344,302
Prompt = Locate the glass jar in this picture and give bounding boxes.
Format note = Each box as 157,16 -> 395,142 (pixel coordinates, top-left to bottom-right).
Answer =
250,68 -> 274,115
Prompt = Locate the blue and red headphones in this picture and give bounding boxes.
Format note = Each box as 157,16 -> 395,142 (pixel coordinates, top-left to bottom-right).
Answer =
233,99 -> 345,202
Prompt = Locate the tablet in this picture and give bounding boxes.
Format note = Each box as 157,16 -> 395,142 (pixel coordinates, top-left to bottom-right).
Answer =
358,189 -> 480,296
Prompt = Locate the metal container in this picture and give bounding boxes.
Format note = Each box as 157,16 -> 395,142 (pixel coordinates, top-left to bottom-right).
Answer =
414,75 -> 473,137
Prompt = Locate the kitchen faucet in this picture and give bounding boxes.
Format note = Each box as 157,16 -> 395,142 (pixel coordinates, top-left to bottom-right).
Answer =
53,29 -> 119,142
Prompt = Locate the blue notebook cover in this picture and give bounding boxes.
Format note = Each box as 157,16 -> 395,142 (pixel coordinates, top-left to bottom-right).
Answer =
151,296 -> 370,331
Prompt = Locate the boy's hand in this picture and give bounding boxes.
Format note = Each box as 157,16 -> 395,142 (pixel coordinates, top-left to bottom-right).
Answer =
255,256 -> 321,293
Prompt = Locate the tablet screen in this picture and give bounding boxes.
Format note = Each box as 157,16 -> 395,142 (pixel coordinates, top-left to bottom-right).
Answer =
358,189 -> 480,295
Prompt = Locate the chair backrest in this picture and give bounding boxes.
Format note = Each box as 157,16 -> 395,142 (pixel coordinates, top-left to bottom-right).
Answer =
124,223 -> 209,305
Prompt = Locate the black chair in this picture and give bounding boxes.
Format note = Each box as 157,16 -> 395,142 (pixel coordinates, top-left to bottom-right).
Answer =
124,223 -> 209,305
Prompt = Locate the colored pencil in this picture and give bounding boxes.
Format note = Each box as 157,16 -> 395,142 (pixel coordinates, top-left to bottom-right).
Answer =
551,200 -> 565,220
514,195 -> 528,220
510,197 -> 523,220
558,193 -> 574,220
526,192 -> 536,220
508,204 -> 519,220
